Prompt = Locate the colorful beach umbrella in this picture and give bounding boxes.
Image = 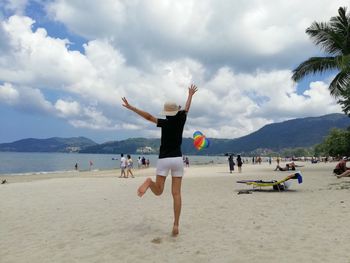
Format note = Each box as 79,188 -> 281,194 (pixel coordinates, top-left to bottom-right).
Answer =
193,131 -> 210,150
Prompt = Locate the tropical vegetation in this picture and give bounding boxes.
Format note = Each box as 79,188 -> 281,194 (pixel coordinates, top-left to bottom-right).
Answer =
292,7 -> 350,115
314,128 -> 350,157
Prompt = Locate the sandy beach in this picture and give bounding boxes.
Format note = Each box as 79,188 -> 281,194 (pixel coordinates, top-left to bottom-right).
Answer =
1,162 -> 350,263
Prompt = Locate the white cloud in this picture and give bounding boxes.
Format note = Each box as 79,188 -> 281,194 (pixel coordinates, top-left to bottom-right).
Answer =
0,82 -> 19,104
0,1 -> 346,141
69,107 -> 113,130
0,82 -> 54,114
0,15 -> 94,88
54,99 -> 81,117
45,0 -> 349,70
0,0 -> 28,14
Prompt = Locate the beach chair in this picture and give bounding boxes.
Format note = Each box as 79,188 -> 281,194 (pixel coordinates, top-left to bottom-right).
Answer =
237,172 -> 303,191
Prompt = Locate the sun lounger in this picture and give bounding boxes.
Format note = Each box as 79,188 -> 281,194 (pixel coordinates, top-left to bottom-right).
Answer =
237,172 -> 303,191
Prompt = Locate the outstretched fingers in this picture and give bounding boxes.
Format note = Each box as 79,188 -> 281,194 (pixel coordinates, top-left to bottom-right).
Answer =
188,84 -> 198,95
122,97 -> 131,109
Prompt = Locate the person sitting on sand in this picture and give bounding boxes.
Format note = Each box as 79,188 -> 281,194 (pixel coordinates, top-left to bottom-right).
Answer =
274,162 -> 300,171
333,157 -> 349,176
121,84 -> 198,236
274,164 -> 291,171
336,169 -> 350,178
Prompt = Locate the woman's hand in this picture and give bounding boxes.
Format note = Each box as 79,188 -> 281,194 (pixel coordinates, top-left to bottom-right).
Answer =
185,84 -> 198,112
122,97 -> 132,110
121,97 -> 157,124
188,84 -> 198,96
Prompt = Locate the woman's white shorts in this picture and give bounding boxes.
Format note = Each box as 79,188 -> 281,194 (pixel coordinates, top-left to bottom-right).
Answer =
156,157 -> 184,177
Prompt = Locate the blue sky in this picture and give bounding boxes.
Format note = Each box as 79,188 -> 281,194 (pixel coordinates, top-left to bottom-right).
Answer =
0,0 -> 348,143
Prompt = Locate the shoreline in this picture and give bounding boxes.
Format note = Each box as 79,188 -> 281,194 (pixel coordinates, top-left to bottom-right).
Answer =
0,160 -> 340,184
0,163 -> 230,184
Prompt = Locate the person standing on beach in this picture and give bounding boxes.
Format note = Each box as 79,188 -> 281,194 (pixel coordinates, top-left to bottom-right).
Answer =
236,154 -> 243,173
126,154 -> 134,178
122,84 -> 198,236
137,157 -> 142,169
228,154 -> 235,173
185,156 -> 190,167
120,154 -> 127,178
142,156 -> 146,168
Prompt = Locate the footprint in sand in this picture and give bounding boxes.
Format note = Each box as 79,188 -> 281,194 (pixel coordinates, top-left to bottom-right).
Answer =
151,237 -> 162,244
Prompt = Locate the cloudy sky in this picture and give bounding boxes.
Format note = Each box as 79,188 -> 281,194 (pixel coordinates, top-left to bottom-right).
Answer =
0,0 -> 348,143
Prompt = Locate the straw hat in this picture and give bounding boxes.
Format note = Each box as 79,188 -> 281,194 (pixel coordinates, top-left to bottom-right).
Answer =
160,102 -> 180,116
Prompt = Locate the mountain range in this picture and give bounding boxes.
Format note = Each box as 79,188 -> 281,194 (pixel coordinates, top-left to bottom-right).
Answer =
0,137 -> 97,153
1,113 -> 349,155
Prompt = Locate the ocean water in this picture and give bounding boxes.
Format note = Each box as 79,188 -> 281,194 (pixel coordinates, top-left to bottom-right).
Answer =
0,152 -> 228,175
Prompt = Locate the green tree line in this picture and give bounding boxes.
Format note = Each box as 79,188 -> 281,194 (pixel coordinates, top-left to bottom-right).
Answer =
314,127 -> 350,157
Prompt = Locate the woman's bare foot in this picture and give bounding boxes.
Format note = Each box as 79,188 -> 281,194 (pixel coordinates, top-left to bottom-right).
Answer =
137,178 -> 152,197
172,225 -> 179,236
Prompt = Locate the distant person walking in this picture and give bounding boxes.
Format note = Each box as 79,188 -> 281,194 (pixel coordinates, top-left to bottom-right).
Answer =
257,156 -> 262,164
142,156 -> 146,168
138,157 -> 142,169
228,154 -> 235,173
119,154 -> 127,178
89,160 -> 93,170
236,155 -> 243,173
126,154 -> 134,178
75,163 -> 78,171
185,157 -> 190,167
277,156 -> 281,165
122,84 -> 198,236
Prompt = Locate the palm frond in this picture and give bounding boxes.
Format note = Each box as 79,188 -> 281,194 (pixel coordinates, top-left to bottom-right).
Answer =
330,7 -> 350,54
306,22 -> 344,55
330,7 -> 349,32
338,86 -> 350,116
306,7 -> 350,55
292,57 -> 338,82
329,71 -> 350,97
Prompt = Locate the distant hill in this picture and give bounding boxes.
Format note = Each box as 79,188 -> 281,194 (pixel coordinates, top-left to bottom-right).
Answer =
0,137 -> 97,152
79,138 -> 160,154
223,113 -> 350,154
1,114 -> 349,154
81,113 -> 350,155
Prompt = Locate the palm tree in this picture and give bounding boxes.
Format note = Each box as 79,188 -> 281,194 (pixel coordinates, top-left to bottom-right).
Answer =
292,7 -> 350,99
338,87 -> 350,116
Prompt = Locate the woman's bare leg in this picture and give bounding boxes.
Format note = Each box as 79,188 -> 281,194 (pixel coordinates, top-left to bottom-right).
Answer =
171,176 -> 182,236
137,175 -> 166,197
